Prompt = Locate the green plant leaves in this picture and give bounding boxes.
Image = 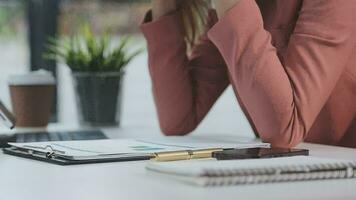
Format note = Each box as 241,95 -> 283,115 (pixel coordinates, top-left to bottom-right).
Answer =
45,26 -> 143,72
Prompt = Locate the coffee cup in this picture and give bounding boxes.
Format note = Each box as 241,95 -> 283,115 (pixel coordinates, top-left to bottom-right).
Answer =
8,70 -> 56,127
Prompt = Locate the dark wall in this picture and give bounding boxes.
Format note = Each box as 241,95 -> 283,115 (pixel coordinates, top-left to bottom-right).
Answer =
28,0 -> 60,121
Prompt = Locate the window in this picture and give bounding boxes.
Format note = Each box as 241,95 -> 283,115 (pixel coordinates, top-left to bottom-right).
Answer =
0,0 -> 28,108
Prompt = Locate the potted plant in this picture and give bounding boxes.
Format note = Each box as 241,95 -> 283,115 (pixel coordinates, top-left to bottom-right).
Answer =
46,26 -> 142,126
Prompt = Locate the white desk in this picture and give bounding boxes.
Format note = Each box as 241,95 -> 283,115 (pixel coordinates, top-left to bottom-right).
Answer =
1,127 -> 356,200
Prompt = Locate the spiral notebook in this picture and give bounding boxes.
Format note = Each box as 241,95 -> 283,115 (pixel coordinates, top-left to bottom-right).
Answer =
146,156 -> 356,187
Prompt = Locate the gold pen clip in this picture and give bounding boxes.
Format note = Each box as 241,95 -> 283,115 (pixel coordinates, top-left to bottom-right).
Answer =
152,148 -> 223,162
190,148 -> 223,159
151,150 -> 190,162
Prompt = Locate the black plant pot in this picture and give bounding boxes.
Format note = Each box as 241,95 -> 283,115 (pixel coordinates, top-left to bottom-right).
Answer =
72,71 -> 124,126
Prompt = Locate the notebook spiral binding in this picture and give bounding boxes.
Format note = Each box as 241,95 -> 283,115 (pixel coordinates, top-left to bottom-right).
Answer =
202,161 -> 356,186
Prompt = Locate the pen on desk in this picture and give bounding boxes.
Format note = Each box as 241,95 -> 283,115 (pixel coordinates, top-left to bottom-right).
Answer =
152,148 -> 224,162
0,100 -> 16,129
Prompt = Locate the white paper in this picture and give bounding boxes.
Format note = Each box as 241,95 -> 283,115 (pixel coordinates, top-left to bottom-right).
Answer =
9,138 -> 269,159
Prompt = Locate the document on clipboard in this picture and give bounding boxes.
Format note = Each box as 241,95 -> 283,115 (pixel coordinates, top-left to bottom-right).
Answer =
3,138 -> 270,165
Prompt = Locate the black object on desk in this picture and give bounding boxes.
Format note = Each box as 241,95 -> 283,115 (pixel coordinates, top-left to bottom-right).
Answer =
0,130 -> 107,148
212,147 -> 309,160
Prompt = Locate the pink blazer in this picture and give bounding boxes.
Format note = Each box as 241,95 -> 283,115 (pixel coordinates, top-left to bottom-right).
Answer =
141,0 -> 356,148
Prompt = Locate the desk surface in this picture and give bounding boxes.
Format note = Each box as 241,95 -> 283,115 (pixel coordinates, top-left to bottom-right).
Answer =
1,127 -> 356,200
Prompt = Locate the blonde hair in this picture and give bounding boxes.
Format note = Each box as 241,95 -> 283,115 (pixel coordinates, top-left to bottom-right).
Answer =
177,0 -> 210,48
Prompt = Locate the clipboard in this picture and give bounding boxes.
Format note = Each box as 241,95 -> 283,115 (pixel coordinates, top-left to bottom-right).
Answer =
3,146 -> 152,165
2,139 -> 270,165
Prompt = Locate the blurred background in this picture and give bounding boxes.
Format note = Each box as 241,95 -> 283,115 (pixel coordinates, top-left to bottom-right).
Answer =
0,0 -> 254,138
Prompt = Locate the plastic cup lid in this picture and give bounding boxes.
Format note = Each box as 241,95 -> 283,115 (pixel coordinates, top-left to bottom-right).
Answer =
8,70 -> 56,86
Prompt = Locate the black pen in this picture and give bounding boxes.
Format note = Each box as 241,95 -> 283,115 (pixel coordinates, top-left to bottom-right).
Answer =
0,100 -> 16,129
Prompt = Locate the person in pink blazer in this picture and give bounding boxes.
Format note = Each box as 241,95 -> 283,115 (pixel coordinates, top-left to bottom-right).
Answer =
140,0 -> 356,148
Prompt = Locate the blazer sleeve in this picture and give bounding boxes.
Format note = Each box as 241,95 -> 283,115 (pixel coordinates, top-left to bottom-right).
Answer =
140,10 -> 229,135
208,0 -> 356,147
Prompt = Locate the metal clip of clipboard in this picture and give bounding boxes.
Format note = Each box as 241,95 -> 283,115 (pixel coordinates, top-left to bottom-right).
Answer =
23,145 -> 66,159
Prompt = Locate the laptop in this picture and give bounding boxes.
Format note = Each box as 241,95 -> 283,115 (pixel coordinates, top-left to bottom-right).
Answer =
0,100 -> 107,148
